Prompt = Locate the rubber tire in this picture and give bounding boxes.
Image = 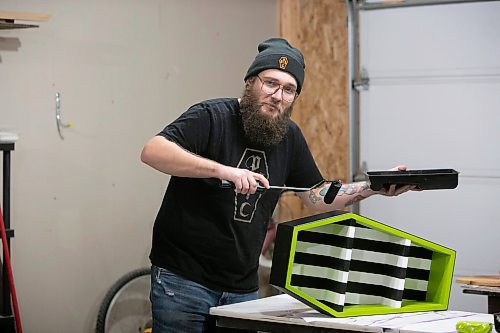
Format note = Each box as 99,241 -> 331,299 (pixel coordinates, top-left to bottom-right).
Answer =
95,267 -> 151,333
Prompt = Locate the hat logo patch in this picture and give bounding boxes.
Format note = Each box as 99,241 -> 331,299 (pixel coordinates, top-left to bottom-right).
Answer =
279,56 -> 288,70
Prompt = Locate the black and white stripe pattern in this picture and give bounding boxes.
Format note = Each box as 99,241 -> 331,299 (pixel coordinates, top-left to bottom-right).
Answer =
403,244 -> 432,301
289,220 -> 432,311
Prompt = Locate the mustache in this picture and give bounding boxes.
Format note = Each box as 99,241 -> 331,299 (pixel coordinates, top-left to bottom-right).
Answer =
261,102 -> 279,111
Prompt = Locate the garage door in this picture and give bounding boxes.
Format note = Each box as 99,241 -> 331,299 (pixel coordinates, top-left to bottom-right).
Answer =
357,1 -> 500,312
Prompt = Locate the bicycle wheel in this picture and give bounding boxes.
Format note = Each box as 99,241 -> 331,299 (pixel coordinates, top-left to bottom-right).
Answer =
95,267 -> 152,333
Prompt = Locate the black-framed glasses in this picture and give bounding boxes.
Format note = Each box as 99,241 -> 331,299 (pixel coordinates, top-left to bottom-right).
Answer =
256,75 -> 297,103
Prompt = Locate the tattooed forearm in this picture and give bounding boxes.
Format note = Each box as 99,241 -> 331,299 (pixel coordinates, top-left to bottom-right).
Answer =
308,181 -> 372,206
309,183 -> 336,204
308,190 -> 323,204
338,182 -> 371,206
337,182 -> 370,196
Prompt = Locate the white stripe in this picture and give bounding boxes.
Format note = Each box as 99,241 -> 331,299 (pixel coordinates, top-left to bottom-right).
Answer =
408,257 -> 432,270
292,264 -> 349,283
404,278 -> 429,291
351,249 -> 409,268
307,224 -> 355,237
296,286 -> 346,306
296,241 -> 352,261
354,227 -> 411,246
347,271 -> 405,290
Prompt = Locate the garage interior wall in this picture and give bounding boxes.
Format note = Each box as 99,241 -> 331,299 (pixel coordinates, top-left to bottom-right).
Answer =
277,0 -> 350,222
0,1 -> 276,332
1,0 -> 497,331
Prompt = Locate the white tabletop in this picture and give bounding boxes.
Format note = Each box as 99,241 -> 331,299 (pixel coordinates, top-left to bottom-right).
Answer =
210,294 -> 494,333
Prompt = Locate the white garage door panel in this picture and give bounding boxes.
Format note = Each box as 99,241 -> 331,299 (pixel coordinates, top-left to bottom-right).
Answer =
360,81 -> 500,175
358,1 -> 500,313
361,2 -> 500,76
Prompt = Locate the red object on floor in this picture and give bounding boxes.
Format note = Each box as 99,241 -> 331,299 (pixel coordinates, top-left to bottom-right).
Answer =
261,222 -> 277,255
0,205 -> 22,333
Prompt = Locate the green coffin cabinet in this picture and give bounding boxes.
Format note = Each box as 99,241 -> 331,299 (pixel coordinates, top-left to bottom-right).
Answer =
270,210 -> 455,317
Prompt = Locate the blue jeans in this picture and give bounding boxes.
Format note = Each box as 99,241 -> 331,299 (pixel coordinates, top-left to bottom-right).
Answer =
150,265 -> 258,333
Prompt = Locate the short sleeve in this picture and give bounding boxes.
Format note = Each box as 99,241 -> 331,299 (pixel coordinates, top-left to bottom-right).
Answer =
158,104 -> 211,155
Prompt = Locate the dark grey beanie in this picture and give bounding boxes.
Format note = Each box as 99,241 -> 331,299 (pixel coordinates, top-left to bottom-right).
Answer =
244,38 -> 305,94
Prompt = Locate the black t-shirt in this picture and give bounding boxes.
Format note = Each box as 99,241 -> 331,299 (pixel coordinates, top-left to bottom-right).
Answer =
149,98 -> 323,292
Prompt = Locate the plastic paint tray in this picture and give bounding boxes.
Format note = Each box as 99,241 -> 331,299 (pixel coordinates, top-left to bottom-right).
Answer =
366,169 -> 459,191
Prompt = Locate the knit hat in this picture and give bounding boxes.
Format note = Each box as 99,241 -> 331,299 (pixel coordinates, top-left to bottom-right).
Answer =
244,38 -> 305,94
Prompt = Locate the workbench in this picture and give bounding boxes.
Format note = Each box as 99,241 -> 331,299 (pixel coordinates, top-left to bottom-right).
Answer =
210,294 -> 494,333
457,275 -> 500,314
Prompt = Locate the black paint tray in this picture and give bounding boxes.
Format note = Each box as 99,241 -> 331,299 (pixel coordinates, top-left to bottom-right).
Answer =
366,169 -> 459,191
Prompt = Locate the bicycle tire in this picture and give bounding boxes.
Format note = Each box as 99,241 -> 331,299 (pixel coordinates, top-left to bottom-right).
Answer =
95,267 -> 151,333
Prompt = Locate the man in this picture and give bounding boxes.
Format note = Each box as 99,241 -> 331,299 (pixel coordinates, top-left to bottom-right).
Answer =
141,37 -> 413,333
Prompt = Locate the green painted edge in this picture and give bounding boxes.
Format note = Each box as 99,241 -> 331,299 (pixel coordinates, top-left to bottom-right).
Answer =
282,212 -> 456,317
322,301 -> 448,317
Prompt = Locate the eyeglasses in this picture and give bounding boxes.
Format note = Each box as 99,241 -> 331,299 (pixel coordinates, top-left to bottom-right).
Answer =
256,76 -> 297,103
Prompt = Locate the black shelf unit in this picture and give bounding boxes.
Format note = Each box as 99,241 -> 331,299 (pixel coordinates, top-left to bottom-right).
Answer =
0,142 -> 15,333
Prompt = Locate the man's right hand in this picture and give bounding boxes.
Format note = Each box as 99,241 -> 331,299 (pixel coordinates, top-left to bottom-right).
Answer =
220,167 -> 269,195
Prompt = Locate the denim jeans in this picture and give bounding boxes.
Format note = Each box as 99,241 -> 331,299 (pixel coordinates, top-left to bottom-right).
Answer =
150,265 -> 258,333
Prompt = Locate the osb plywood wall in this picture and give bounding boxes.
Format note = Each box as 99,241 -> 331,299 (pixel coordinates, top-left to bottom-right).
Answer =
276,0 -> 349,222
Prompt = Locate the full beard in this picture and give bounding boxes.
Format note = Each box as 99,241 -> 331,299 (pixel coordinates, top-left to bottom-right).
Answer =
239,87 -> 293,147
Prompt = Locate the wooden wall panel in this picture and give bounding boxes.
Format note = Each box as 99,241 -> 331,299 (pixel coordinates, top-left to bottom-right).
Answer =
276,0 -> 350,221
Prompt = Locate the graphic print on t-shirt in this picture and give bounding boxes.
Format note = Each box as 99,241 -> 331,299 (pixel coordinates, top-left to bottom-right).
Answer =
233,148 -> 269,223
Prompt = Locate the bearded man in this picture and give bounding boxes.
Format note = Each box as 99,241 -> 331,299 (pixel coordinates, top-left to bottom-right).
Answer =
140,38 -> 413,333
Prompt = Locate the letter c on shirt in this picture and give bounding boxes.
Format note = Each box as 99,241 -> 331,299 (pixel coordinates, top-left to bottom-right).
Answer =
239,202 -> 251,217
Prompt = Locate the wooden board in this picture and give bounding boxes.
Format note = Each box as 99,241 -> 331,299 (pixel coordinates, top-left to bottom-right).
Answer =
0,11 -> 50,22
456,275 -> 500,287
276,0 -> 349,221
